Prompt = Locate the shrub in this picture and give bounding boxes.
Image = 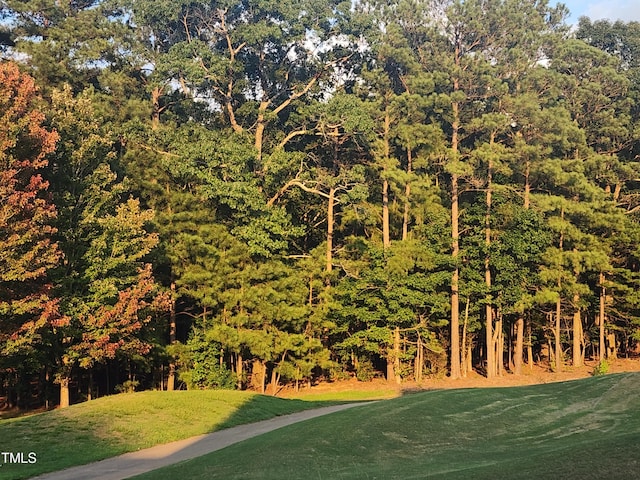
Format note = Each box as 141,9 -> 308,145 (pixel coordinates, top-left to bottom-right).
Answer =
592,359 -> 609,376
182,333 -> 236,390
115,380 -> 139,393
356,358 -> 376,382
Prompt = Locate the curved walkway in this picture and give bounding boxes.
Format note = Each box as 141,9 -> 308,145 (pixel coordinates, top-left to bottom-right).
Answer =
31,403 -> 369,480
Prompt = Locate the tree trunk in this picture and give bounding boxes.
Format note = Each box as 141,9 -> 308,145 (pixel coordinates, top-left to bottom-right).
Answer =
59,375 -> 70,408
599,272 -> 606,361
270,367 -> 278,396
485,152 -> 494,378
555,208 -> 564,372
415,334 -> 423,382
382,107 -> 391,250
382,178 -> 390,249
555,295 -> 562,371
167,282 -> 177,391
255,101 -> 269,166
527,320 -> 534,370
326,187 -> 336,279
449,76 -> 461,379
151,86 -> 162,130
461,297 -> 470,378
572,293 -> 582,367
394,327 -> 401,384
524,160 -> 530,210
402,148 -> 412,241
236,353 -> 243,390
514,316 -> 524,375
496,313 -> 505,376
450,171 -> 461,379
386,354 -> 395,383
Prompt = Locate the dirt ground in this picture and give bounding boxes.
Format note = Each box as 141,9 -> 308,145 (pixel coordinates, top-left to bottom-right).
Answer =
280,357 -> 640,398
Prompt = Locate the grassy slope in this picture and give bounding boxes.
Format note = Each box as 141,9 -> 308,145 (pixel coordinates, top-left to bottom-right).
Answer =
135,373 -> 640,480
0,390 -> 338,480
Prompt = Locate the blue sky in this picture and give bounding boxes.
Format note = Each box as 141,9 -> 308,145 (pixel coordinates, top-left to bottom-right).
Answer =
559,0 -> 640,24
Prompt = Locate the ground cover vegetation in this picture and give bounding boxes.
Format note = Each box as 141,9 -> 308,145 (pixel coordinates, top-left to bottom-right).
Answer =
134,373 -> 640,480
1,0 -> 640,409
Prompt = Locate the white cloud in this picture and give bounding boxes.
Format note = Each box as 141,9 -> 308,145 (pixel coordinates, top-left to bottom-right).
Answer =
582,1 -> 640,22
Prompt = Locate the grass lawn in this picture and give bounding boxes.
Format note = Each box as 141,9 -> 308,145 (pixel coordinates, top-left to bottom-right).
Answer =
133,373 -> 640,480
0,390 -> 338,480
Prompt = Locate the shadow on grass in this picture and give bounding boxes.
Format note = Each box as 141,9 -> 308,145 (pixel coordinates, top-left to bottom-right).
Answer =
0,392 -> 368,480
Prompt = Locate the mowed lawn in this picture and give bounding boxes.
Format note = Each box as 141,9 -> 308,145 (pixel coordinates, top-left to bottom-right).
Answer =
0,390 -> 343,480
134,373 -> 640,480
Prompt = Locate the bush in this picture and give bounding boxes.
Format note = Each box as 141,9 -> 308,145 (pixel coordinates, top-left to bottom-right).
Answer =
356,358 -> 376,382
115,380 -> 139,393
181,332 -> 236,390
189,362 -> 236,390
592,359 -> 609,376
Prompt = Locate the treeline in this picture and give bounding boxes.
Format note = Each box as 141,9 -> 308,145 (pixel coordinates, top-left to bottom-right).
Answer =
1,0 -> 640,408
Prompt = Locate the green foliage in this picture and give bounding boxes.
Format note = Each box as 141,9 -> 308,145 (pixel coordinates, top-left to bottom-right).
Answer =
115,380 -> 140,394
592,359 -> 609,376
180,333 -> 236,390
355,358 -> 377,382
4,0 -> 640,409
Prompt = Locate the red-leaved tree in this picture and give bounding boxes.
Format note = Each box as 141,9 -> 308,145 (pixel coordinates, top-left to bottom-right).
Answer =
0,62 -> 66,406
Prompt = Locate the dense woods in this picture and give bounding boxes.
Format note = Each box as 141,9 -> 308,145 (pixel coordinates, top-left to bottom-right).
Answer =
1,0 -> 640,409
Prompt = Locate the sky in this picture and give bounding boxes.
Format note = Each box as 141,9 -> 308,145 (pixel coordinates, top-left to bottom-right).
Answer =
559,0 -> 640,24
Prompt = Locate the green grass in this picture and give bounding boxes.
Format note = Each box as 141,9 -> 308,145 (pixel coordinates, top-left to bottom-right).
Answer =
134,373 -> 640,480
0,390 -> 336,480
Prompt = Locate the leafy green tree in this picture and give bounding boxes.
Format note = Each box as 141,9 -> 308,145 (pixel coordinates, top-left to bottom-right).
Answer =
44,86 -> 167,407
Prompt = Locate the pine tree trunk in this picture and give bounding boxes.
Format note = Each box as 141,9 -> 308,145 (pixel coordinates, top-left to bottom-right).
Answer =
151,86 -> 162,130
255,101 -> 269,167
496,313 -> 505,376
59,375 -> 70,408
514,316 -> 524,375
573,293 -> 582,367
485,154 -> 494,378
448,69 -> 461,379
270,367 -> 278,396
461,297 -> 470,378
167,282 -> 177,391
555,209 -> 564,372
383,178 -> 390,248
382,107 -> 391,250
599,272 -> 606,361
326,187 -> 336,279
527,321 -> 534,370
450,171 -> 461,379
236,353 -> 243,390
394,327 -> 401,384
402,148 -> 412,241
524,160 -> 530,210
386,354 -> 395,383
415,335 -> 423,382
555,295 -> 562,371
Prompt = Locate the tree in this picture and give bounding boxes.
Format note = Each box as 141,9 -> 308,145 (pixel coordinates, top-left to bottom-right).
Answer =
44,85 -> 168,407
0,62 -> 64,407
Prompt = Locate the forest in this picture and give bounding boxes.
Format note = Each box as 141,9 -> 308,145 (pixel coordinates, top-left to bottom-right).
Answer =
1,0 -> 640,410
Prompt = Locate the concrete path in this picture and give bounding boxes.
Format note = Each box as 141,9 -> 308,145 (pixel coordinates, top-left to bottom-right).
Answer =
31,403 -> 367,480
